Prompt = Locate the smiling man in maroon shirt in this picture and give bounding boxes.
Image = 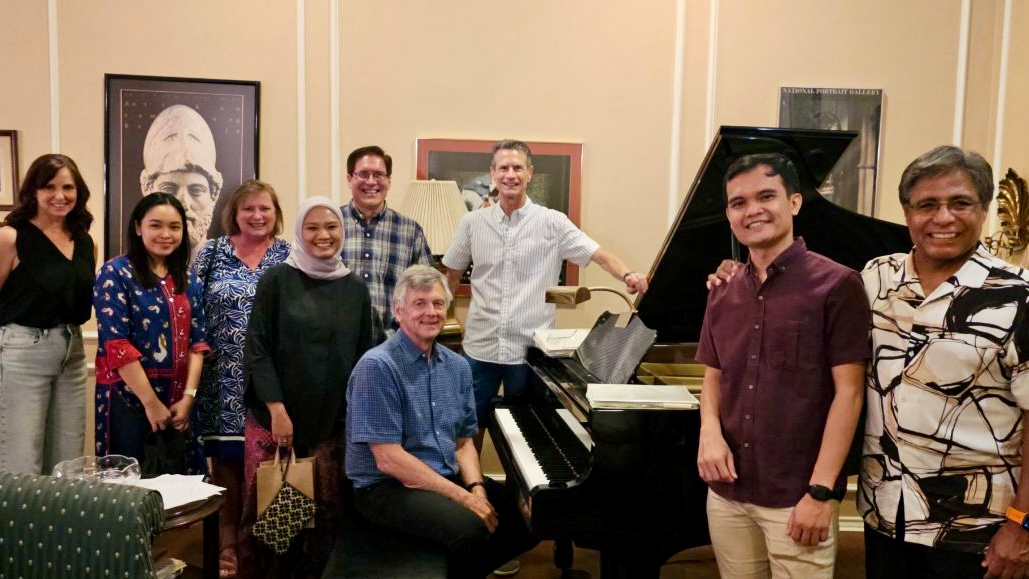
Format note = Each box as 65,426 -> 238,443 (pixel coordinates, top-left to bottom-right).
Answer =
695,152 -> 868,578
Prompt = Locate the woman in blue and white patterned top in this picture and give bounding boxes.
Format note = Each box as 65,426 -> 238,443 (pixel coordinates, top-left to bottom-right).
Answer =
191,180 -> 289,579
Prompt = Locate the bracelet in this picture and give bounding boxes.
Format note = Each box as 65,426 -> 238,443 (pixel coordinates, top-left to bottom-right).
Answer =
184,388 -> 198,398
623,271 -> 637,281
1007,506 -> 1029,530
466,481 -> 485,492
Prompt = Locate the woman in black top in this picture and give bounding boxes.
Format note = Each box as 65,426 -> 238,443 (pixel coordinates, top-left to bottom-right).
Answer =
238,196 -> 372,578
0,154 -> 96,474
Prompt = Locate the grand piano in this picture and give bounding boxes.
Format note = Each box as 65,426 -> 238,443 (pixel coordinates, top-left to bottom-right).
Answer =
488,126 -> 913,578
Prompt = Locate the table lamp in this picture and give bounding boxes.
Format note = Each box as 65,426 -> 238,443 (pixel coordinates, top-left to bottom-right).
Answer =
400,180 -> 468,347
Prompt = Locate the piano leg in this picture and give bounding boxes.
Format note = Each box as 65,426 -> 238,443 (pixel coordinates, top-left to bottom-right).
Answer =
554,538 -> 573,569
599,550 -> 661,579
553,539 -> 592,579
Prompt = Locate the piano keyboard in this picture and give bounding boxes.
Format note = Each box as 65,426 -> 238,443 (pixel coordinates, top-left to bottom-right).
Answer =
494,407 -> 593,491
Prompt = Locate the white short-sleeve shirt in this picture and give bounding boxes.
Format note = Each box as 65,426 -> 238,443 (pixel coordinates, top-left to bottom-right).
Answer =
443,199 -> 599,364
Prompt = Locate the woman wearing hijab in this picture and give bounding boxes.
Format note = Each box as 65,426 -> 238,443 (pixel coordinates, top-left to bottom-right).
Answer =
239,196 -> 372,577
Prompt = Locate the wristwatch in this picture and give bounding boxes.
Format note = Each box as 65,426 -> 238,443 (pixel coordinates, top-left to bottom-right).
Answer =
807,484 -> 835,502
1006,506 -> 1029,529
622,271 -> 637,281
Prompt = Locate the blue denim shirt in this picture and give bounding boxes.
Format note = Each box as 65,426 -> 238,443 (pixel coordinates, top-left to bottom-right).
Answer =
346,330 -> 477,488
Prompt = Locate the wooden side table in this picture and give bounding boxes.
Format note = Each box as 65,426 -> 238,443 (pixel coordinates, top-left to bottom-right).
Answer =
163,495 -> 225,579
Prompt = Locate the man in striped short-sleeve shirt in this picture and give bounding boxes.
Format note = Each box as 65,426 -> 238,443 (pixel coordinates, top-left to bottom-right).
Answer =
442,139 -> 648,430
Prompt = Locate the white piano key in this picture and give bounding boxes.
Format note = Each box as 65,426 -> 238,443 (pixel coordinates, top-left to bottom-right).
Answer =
494,408 -> 549,491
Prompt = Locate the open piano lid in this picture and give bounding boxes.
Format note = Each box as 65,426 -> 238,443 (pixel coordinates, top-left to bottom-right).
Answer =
635,126 -> 912,344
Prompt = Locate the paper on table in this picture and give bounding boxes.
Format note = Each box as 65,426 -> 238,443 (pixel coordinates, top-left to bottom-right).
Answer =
586,383 -> 699,410
130,474 -> 225,510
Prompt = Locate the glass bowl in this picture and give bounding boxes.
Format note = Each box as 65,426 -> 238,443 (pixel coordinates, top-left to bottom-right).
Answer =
52,454 -> 141,483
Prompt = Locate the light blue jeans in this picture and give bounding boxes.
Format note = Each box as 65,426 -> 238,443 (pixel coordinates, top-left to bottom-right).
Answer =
0,323 -> 87,474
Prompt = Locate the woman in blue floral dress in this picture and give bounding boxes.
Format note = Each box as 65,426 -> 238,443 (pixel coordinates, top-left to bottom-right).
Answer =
191,180 -> 289,579
93,193 -> 208,471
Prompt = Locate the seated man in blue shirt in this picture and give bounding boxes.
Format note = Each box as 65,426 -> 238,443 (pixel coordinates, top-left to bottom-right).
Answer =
346,265 -> 537,579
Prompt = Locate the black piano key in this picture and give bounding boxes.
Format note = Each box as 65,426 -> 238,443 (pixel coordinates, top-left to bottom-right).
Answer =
508,407 -> 590,485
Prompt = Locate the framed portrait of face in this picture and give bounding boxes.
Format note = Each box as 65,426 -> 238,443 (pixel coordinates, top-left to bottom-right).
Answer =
415,138 -> 583,294
104,74 -> 260,261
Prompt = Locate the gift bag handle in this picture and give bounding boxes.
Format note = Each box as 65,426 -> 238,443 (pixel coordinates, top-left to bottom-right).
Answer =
273,446 -> 298,479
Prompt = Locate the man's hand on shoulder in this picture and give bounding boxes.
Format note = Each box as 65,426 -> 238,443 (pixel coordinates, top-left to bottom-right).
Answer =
460,486 -> 498,533
983,521 -> 1029,579
706,259 -> 742,290
787,494 -> 832,546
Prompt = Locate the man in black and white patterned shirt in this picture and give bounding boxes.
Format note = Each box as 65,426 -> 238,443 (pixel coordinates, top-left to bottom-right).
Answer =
860,145 -> 1029,579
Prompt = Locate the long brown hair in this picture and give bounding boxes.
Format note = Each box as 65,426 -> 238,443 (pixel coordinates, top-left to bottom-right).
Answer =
6,154 -> 94,240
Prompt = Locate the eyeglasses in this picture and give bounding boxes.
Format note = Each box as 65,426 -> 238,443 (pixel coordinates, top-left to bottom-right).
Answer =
353,170 -> 390,182
904,198 -> 981,216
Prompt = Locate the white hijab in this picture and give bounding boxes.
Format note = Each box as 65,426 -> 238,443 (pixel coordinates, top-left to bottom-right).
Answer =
284,196 -> 352,280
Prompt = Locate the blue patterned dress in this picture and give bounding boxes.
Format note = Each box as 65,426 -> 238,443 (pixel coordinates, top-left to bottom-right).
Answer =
191,236 -> 290,459
93,256 -> 209,468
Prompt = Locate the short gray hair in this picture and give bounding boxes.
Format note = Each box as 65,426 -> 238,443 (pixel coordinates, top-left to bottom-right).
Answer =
899,145 -> 994,206
392,265 -> 452,312
491,139 -> 533,168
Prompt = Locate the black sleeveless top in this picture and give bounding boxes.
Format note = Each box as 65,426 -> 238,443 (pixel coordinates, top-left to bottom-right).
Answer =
0,222 -> 96,327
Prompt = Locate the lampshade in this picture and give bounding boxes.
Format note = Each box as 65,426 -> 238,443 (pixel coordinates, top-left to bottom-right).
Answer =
399,180 -> 468,255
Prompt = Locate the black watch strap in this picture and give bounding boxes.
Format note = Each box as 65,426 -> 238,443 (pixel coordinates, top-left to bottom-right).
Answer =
466,481 -> 485,492
807,484 -> 838,502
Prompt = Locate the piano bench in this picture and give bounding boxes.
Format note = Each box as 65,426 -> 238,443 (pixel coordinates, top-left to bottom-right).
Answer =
321,514 -> 449,579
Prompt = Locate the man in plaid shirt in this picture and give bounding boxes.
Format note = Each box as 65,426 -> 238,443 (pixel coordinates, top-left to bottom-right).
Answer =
342,145 -> 433,343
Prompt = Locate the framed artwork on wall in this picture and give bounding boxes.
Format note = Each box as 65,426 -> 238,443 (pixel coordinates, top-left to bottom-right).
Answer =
0,130 -> 19,210
779,87 -> 883,216
415,138 -> 583,294
104,74 -> 260,260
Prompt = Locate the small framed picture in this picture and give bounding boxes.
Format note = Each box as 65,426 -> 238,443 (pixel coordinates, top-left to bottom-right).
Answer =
0,130 -> 20,210
104,74 -> 260,260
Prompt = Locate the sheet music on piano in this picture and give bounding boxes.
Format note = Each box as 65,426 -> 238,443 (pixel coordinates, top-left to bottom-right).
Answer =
586,383 -> 699,410
532,328 -> 590,358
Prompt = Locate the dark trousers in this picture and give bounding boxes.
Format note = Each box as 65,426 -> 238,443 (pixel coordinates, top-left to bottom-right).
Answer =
865,522 -> 984,579
354,477 -> 537,579
108,391 -> 151,462
108,391 -> 204,475
463,355 -> 532,427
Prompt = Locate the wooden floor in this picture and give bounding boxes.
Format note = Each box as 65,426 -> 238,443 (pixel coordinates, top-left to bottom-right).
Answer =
156,523 -> 866,578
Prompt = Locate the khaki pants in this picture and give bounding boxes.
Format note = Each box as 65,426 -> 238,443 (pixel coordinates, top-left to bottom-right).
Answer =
707,488 -> 839,579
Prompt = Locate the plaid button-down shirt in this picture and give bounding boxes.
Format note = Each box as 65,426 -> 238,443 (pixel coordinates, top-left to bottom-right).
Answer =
342,202 -> 433,343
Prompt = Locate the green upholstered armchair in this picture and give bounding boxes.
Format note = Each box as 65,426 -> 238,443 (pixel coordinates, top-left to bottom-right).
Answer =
0,472 -> 166,578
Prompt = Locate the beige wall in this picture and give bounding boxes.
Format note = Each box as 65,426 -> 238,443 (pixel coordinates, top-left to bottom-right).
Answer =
2,0 -> 1026,303
1003,1 -> 1029,175
2,0 -> 1028,461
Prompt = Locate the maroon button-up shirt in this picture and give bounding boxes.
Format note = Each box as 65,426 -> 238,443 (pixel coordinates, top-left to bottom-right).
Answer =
696,238 -> 870,508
